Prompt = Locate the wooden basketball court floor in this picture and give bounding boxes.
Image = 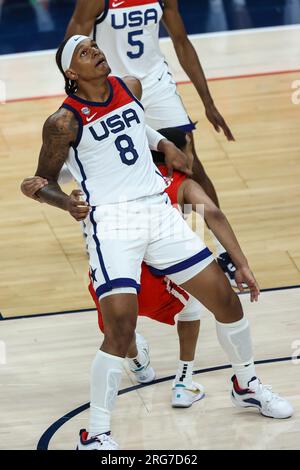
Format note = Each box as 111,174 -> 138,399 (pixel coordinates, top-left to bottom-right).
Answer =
0,29 -> 300,450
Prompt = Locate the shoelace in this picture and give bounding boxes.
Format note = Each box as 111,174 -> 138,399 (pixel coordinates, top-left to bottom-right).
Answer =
256,383 -> 282,403
96,434 -> 118,448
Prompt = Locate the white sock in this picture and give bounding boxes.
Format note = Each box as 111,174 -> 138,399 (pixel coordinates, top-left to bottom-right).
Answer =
174,360 -> 194,386
88,350 -> 124,437
127,349 -> 148,371
216,316 -> 256,389
210,230 -> 226,257
232,362 -> 257,389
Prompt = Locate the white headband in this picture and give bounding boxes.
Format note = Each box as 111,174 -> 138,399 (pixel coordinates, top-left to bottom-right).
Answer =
61,35 -> 90,72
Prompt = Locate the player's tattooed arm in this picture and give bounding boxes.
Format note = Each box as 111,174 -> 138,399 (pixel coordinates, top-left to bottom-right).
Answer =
34,108 -> 76,210
65,0 -> 105,39
33,109 -> 90,221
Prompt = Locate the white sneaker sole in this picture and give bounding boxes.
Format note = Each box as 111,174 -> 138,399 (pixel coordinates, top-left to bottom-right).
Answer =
172,390 -> 205,408
133,366 -> 156,384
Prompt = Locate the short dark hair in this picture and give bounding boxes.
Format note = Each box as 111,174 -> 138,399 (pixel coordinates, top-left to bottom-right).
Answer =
56,39 -> 78,96
151,128 -> 188,165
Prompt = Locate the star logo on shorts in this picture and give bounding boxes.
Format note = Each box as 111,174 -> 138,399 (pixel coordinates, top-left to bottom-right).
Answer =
90,267 -> 97,283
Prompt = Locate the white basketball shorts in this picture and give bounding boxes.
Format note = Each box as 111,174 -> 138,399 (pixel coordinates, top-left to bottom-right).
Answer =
85,193 -> 214,300
142,67 -> 196,132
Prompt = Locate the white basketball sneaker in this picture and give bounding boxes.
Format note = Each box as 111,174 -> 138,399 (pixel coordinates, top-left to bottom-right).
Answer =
231,375 -> 294,419
128,333 -> 156,384
76,429 -> 119,450
172,381 -> 205,408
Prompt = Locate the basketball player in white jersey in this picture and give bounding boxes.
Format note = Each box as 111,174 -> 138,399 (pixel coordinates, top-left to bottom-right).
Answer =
29,36 -> 292,450
64,0 -> 239,285
20,127 -> 252,410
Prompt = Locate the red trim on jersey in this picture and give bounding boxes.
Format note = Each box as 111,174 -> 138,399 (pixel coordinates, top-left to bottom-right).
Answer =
63,76 -> 134,125
109,0 -> 158,9
158,165 -> 187,207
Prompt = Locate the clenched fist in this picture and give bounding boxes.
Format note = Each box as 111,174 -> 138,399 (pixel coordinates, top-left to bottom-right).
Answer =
66,189 -> 91,221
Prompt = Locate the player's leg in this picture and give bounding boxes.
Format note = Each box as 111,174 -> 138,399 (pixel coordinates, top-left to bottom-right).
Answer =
178,260 -> 251,382
147,201 -> 293,419
177,319 -> 200,362
178,263 -> 293,418
78,205 -> 147,450
89,275 -> 156,385
126,335 -> 138,358
100,292 -> 138,356
78,290 -> 138,451
172,302 -> 205,407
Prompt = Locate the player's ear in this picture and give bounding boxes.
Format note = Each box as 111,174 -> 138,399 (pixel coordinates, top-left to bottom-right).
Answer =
65,69 -> 78,82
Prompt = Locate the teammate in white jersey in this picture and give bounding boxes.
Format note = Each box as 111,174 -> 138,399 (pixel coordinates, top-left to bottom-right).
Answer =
65,0 -> 239,284
27,36 -> 292,450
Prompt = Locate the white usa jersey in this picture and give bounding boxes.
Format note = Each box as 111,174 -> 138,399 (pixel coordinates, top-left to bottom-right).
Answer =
93,0 -> 165,81
62,76 -> 166,206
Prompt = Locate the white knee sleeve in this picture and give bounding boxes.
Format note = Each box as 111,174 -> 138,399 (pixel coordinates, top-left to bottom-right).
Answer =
177,295 -> 205,322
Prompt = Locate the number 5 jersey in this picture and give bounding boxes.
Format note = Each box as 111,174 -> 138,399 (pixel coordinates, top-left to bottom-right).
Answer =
92,1 -> 195,132
93,0 -> 165,84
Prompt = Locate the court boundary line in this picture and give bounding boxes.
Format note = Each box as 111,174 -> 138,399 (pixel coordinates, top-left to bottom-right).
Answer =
1,24 -> 298,61
1,284 -> 300,322
4,68 -> 300,104
36,354 -> 300,450
178,68 -> 300,85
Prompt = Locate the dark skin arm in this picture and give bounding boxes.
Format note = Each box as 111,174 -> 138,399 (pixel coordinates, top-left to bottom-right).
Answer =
162,0 -> 234,141
21,176 -> 48,202
33,108 -> 90,221
65,0 -> 104,39
177,178 -> 260,302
